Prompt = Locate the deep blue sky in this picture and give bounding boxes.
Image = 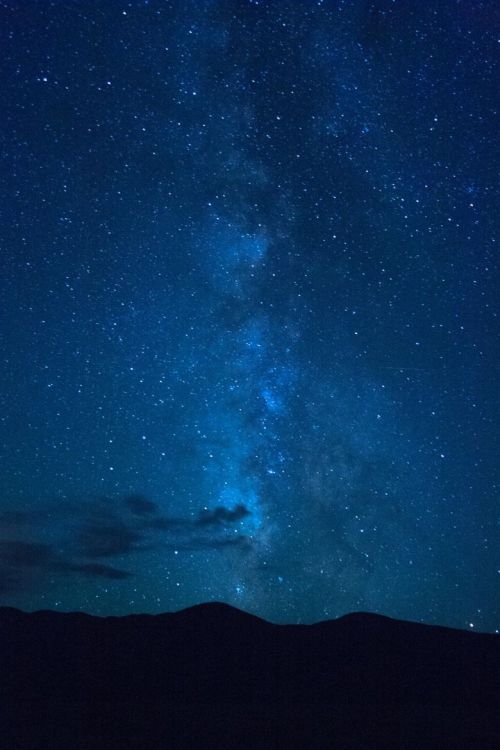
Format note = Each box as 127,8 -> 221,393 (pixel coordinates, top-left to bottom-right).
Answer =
0,0 -> 498,631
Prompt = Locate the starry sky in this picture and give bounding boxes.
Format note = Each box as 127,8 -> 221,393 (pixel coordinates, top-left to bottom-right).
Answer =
0,0 -> 498,632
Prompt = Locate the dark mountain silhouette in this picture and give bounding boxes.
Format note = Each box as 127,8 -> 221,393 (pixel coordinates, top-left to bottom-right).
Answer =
1,603 -> 499,749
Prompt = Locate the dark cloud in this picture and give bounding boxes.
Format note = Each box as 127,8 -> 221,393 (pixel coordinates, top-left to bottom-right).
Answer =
143,503 -> 252,535
144,516 -> 184,531
195,504 -> 250,527
0,540 -> 53,567
0,539 -> 132,587
123,494 -> 158,516
143,503 -> 253,553
0,496 -> 254,597
76,523 -> 146,558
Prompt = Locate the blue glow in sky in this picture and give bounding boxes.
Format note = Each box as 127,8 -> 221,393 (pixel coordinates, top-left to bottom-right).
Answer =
0,0 -> 497,632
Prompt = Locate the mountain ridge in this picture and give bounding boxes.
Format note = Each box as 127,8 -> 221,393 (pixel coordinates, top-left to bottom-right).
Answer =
0,602 -> 495,635
2,602 -> 499,749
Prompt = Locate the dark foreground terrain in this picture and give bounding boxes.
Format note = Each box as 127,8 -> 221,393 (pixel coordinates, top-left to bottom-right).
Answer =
1,603 -> 499,749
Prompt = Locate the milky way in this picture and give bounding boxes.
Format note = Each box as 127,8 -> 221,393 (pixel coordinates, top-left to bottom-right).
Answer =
0,1 -> 498,631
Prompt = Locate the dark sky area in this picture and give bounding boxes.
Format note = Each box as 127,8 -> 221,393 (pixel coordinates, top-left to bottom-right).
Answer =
0,0 -> 498,631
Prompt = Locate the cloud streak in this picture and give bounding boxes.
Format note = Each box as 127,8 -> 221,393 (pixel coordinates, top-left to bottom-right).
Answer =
195,503 -> 250,527
0,494 -> 255,597
0,539 -> 132,590
76,523 -> 146,558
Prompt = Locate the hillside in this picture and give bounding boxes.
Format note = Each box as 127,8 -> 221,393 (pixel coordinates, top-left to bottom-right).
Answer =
1,604 -> 499,748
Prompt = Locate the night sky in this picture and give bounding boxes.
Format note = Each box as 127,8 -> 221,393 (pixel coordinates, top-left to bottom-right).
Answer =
1,0 -> 498,632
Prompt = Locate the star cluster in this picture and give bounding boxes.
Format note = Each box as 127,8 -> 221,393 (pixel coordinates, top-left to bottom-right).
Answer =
0,1 -> 497,631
